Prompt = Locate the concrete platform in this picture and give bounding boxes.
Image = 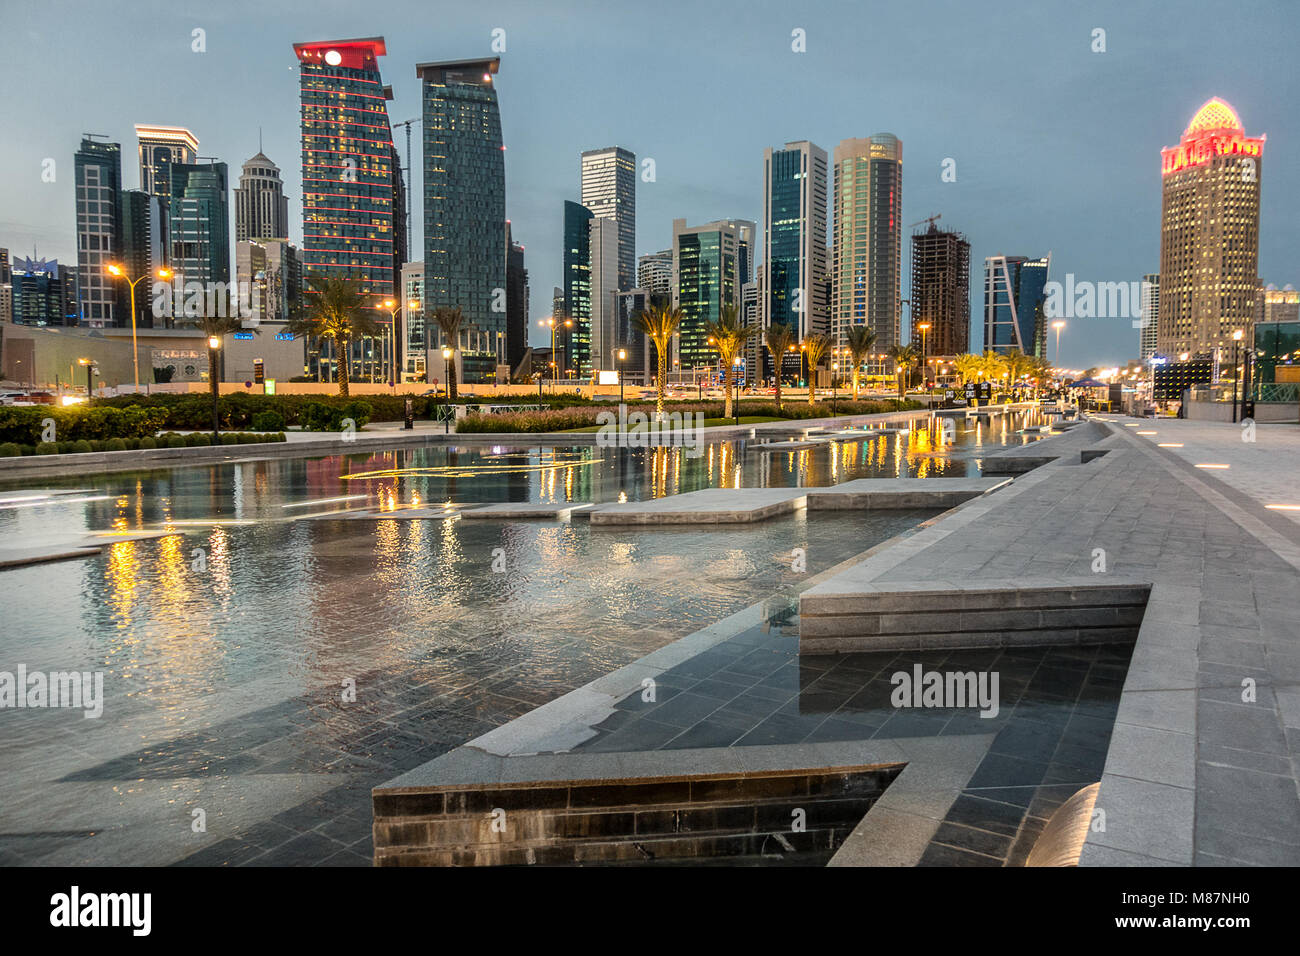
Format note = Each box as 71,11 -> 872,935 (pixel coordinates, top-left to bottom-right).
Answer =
587,478 -> 1009,526
459,502 -> 594,520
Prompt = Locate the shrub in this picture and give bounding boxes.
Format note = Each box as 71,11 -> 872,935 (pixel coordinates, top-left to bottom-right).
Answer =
89,440 -> 106,452
105,438 -> 127,452
221,433 -> 239,445
71,440 -> 93,454
251,410 -> 286,432
35,442 -> 59,455
186,433 -> 211,446
57,442 -> 73,454
139,436 -> 157,450
165,434 -> 186,448
0,442 -> 21,457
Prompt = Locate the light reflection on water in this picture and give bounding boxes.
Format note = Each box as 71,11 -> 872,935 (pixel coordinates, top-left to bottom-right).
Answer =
0,408 -> 1049,863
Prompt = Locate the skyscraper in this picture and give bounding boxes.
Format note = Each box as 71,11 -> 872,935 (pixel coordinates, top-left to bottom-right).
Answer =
236,239 -> 300,325
134,125 -> 198,199
169,161 -> 230,309
401,261 -> 425,381
234,152 -> 289,241
637,250 -> 673,302
417,56 -> 505,382
580,146 -> 636,292
119,189 -> 168,327
506,223 -> 528,372
832,134 -> 902,350
909,222 -> 969,358
75,136 -> 123,327
984,255 -> 1051,357
589,217 -> 620,374
561,201 -> 593,375
1140,273 -> 1160,360
672,217 -> 755,381
294,37 -> 399,297
762,141 -> 827,342
1158,97 -> 1264,357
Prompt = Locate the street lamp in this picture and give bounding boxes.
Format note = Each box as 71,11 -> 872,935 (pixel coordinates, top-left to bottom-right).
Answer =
917,322 -> 930,365
377,298 -> 405,385
107,264 -> 172,388
77,357 -> 96,404
207,335 -> 221,444
1231,328 -> 1244,423
540,317 -> 573,390
614,347 -> 627,403
1052,320 -> 1066,364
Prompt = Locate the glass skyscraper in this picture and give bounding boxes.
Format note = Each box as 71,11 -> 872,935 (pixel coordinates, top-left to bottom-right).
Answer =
984,254 -> 1051,356
672,217 -> 754,381
169,161 -> 230,309
562,201 -> 593,376
417,56 -> 505,383
762,141 -> 827,342
294,37 -> 398,298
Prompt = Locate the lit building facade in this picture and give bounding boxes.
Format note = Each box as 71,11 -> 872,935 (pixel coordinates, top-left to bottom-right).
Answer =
1158,97 -> 1264,357
168,161 -> 230,304
400,261 -> 425,381
561,201 -> 593,376
506,224 -> 528,373
294,37 -> 399,297
832,134 -> 902,350
589,217 -> 620,375
672,217 -> 754,381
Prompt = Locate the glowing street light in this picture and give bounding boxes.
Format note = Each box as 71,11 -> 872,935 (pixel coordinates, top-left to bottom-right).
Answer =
107,263 -> 173,388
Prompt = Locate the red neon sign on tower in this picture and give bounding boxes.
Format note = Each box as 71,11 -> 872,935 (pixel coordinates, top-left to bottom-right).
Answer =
1160,97 -> 1265,176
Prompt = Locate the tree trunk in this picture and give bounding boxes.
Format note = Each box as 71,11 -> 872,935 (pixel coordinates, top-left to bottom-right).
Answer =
208,349 -> 219,404
852,367 -> 860,400
723,360 -> 734,419
773,361 -> 782,412
337,337 -> 350,397
655,343 -> 667,421
807,365 -> 817,404
448,351 -> 458,403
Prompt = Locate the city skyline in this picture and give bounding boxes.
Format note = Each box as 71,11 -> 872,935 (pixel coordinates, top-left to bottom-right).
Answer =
2,0 -> 1298,367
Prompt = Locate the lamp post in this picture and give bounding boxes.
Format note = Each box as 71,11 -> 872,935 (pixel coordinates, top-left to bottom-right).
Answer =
540,317 -> 572,391
614,347 -> 626,403
733,356 -> 743,424
1231,329 -> 1244,423
917,322 -> 930,368
77,357 -> 95,404
1052,320 -> 1066,365
207,335 -> 221,444
107,264 -> 172,388
441,347 -> 453,429
377,298 -> 410,385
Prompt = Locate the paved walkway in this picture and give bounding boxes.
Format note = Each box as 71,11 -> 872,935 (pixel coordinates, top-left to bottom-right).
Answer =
1101,416 -> 1300,529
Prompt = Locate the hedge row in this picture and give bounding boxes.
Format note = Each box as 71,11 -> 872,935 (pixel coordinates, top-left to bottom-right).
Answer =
0,405 -> 170,445
0,432 -> 287,457
455,398 -> 924,433
94,392 -> 588,429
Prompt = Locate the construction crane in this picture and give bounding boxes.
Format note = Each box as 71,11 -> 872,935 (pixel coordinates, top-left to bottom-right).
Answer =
908,214 -> 942,231
391,117 -> 421,255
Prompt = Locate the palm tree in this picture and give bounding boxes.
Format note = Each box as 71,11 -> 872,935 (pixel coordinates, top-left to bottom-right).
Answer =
634,303 -> 682,421
430,307 -> 467,402
843,325 -> 877,399
705,304 -> 757,419
802,333 -> 831,404
763,323 -> 795,410
887,343 -> 919,398
980,350 -> 1008,388
953,352 -> 983,385
289,276 -> 377,397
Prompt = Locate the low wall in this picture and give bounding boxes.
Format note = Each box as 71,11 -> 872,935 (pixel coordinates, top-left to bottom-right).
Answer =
1183,399 -> 1298,423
